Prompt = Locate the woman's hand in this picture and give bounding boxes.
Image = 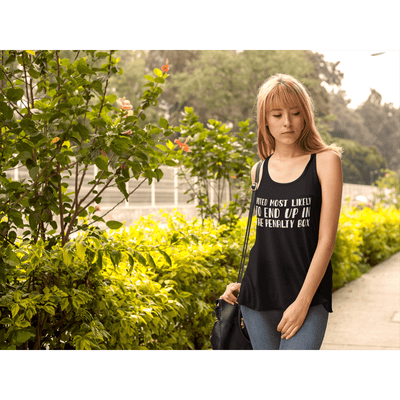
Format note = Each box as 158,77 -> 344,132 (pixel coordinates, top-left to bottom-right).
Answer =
219,283 -> 241,306
277,300 -> 310,340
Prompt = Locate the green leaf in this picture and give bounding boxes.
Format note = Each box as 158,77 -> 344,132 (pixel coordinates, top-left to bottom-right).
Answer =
29,167 -> 40,181
11,304 -> 20,318
144,75 -> 154,82
106,95 -> 117,104
6,88 -> 24,102
145,253 -> 157,270
110,250 -> 122,268
9,210 -> 23,228
68,96 -> 83,106
110,136 -> 131,156
0,102 -> 14,119
155,168 -> 164,181
134,250 -> 146,266
59,58 -> 70,67
94,155 -> 108,171
159,117 -> 168,129
43,304 -> 55,315
156,144 -> 168,152
8,231 -> 17,243
62,249 -> 72,267
5,245 -> 20,266
73,123 -> 90,140
74,58 -> 95,75
154,68 -> 163,77
116,179 -> 129,201
95,51 -> 110,59
48,112 -> 66,123
16,330 -> 35,345
106,220 -> 123,230
28,68 -> 40,79
157,248 -> 172,267
91,79 -> 103,95
20,118 -> 36,133
96,251 -> 103,269
100,108 -> 113,125
166,140 -> 174,150
76,241 -> 86,261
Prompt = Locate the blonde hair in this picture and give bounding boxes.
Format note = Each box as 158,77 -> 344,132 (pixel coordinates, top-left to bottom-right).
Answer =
256,73 -> 343,159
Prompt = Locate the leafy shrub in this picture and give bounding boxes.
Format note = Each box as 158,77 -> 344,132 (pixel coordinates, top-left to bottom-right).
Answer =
174,107 -> 256,228
0,50 -> 179,248
0,225 -> 191,350
1,205 -> 399,350
331,208 -> 368,288
331,204 -> 400,288
348,204 -> 400,265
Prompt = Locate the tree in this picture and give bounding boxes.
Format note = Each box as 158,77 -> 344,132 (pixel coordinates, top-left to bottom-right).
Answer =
328,90 -> 375,145
0,50 -> 179,249
108,51 -> 165,127
331,138 -> 387,184
174,107 -> 256,228
355,89 -> 400,173
161,50 -> 331,127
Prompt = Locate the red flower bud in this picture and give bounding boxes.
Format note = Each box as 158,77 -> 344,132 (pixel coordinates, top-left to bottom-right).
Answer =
174,137 -> 192,152
162,58 -> 169,73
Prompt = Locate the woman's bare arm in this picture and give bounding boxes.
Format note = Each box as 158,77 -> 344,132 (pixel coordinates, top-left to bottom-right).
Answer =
278,150 -> 343,340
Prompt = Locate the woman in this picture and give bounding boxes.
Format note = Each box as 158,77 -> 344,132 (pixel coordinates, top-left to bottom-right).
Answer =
220,73 -> 343,350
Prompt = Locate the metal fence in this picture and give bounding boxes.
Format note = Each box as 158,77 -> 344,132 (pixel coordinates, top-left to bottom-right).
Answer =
5,164 -> 392,227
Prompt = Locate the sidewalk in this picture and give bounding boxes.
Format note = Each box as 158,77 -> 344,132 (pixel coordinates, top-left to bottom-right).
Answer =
321,250 -> 400,350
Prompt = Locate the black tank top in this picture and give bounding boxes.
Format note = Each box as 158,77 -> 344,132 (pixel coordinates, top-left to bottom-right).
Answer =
238,153 -> 333,313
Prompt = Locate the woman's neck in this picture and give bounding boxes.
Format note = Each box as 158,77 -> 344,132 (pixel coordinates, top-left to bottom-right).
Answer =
271,145 -> 309,161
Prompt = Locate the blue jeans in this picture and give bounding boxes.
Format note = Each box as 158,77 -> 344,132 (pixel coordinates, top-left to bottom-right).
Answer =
240,304 -> 329,350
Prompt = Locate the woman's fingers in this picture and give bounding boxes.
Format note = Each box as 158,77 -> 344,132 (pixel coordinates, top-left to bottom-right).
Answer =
282,326 -> 299,340
219,282 -> 242,305
220,294 -> 238,306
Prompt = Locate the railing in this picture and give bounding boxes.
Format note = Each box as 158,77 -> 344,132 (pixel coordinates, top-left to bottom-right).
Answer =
5,164 -> 393,226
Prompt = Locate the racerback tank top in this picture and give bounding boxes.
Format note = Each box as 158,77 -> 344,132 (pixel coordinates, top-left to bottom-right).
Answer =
238,153 -> 333,313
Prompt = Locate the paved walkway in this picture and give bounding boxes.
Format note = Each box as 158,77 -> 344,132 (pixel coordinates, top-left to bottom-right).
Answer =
321,250 -> 400,350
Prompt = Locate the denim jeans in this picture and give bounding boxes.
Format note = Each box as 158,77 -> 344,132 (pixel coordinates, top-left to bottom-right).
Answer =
240,304 -> 329,350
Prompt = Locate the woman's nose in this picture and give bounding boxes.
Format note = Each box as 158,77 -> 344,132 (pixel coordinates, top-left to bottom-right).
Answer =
283,113 -> 292,126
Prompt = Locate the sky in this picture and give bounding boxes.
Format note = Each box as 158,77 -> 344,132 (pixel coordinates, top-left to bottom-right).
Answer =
313,50 -> 400,109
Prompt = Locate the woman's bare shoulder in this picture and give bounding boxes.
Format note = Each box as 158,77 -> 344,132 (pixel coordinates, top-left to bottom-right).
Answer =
315,149 -> 342,183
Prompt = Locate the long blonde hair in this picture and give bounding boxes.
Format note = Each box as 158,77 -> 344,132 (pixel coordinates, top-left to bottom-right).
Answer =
256,73 -> 343,159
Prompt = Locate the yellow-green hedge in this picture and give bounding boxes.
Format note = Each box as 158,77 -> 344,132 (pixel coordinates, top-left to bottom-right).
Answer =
332,204 -> 400,288
1,204 -> 399,350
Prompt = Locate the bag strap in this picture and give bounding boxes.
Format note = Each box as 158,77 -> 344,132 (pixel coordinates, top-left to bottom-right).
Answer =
237,159 -> 264,284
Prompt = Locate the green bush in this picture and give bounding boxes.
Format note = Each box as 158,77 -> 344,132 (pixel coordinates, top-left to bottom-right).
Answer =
331,208 -> 368,288
331,204 -> 400,288
1,205 -> 399,350
0,227 -> 191,350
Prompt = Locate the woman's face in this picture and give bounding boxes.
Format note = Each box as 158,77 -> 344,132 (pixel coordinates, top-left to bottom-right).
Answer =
265,105 -> 304,147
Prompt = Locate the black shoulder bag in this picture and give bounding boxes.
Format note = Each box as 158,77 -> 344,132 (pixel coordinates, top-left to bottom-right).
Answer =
210,160 -> 264,350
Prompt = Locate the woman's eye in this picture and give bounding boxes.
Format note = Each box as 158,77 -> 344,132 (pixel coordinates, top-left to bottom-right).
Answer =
273,115 -> 281,118
293,112 -> 300,116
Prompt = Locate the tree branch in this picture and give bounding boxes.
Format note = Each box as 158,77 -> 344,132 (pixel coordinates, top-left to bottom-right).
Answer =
22,53 -> 31,117
70,177 -> 148,234
57,162 -> 66,245
0,51 -> 3,90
